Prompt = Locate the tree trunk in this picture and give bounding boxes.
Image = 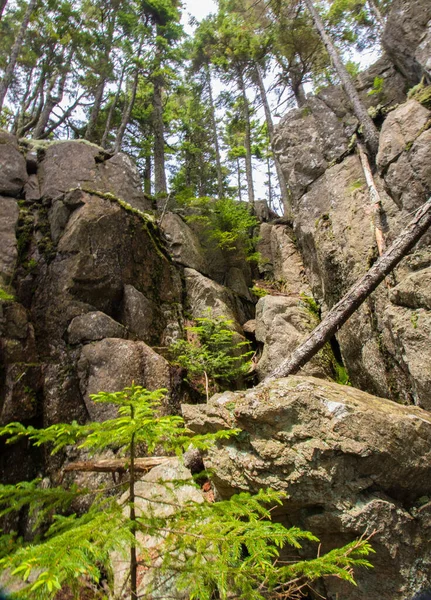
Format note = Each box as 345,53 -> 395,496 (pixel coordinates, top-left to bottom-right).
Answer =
153,52 -> 167,196
33,49 -> 73,138
237,157 -> 242,202
357,141 -> 386,255
254,63 -> 291,214
85,77 -> 105,142
237,68 -> 255,208
303,0 -> 380,156
265,196 -> 431,381
144,154 -> 152,195
206,65 -> 224,198
0,0 -> 8,20
0,0 -> 38,112
114,62 -> 140,153
101,63 -> 125,149
64,457 -> 171,473
367,0 -> 385,29
267,155 -> 273,210
40,92 -> 86,138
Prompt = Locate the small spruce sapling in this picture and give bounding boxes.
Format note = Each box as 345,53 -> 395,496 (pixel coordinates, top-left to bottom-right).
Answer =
170,313 -> 253,400
0,385 -> 374,599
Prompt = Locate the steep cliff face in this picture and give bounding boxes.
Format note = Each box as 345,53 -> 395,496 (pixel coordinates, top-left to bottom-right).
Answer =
272,2 -> 431,411
0,136 -> 257,484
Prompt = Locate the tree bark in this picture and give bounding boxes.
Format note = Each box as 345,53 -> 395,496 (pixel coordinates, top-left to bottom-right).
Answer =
101,63 -> 125,149
265,196 -> 431,381
0,0 -> 39,112
357,141 -> 386,255
206,64 -> 224,199
302,0 -> 380,157
237,68 -> 255,208
0,0 -> 8,20
64,457 -> 171,474
114,63 -> 140,153
367,0 -> 385,29
254,63 -> 291,215
33,49 -> 73,138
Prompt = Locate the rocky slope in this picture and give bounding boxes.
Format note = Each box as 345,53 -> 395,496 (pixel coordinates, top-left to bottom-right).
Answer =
1,0 -> 431,597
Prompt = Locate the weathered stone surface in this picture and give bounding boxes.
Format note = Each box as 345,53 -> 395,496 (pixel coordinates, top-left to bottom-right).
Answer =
184,268 -> 242,329
24,174 -> 41,202
98,152 -> 150,212
376,100 -> 430,171
224,266 -> 253,301
355,53 -> 409,110
0,131 -> 28,197
0,196 -> 19,287
273,104 -> 344,203
112,458 -> 203,600
160,212 -> 208,274
270,224 -> 311,294
77,338 -> 172,421
390,267 -> 431,310
67,311 -> 127,345
38,141 -> 101,200
38,141 -> 151,211
383,0 -> 431,86
32,193 -> 179,352
382,304 -> 431,410
183,376 -> 431,600
120,284 -> 164,345
254,296 -> 331,380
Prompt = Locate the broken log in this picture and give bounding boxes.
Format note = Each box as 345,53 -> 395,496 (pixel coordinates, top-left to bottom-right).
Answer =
266,196 -> 431,381
64,456 -> 171,474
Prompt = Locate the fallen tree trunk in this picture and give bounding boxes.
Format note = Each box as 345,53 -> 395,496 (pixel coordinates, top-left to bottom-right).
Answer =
64,456 -> 171,474
266,197 -> 431,381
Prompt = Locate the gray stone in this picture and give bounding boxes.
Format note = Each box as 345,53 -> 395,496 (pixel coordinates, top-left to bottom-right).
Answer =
0,130 -> 28,197
98,152 -> 150,212
49,200 -> 70,243
67,311 -> 127,345
112,458 -> 203,599
160,212 -> 208,274
383,0 -> 431,86
38,141 -> 151,211
120,284 -> 164,345
184,268 -> 242,329
0,196 -> 19,287
376,100 -> 431,171
183,376 -> 431,600
24,174 -> 41,202
38,141 -> 101,201
382,304 -> 431,410
224,267 -> 253,301
390,267 -> 431,310
254,295 -> 331,380
77,338 -> 172,421
355,53 -> 409,110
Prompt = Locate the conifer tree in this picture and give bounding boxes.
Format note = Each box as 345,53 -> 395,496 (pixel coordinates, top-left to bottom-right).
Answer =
0,384 -> 374,600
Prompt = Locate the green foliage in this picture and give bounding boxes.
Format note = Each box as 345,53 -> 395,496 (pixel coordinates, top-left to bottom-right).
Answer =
184,196 -> 259,259
0,385 -> 374,599
250,284 -> 269,298
170,313 -> 252,400
299,293 -> 320,319
0,287 -> 14,302
367,76 -> 385,96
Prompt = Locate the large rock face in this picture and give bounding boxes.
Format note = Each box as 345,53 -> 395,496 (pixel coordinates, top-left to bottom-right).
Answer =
183,376 -> 431,599
274,66 -> 431,407
382,0 -> 431,85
